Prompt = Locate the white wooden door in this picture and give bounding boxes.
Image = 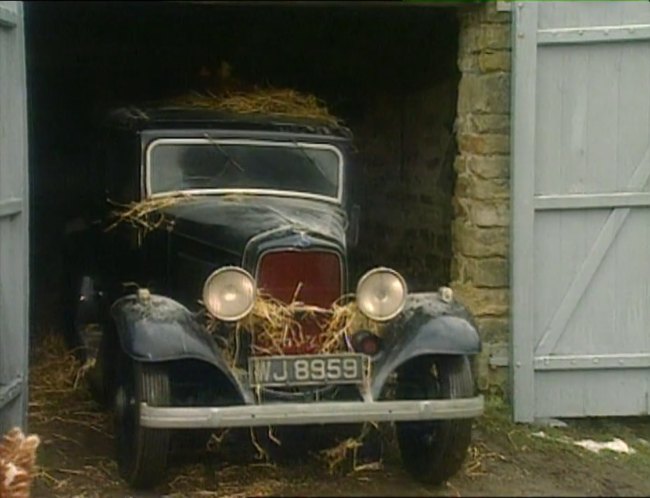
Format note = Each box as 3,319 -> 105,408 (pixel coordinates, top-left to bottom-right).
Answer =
0,0 -> 28,432
512,1 -> 650,422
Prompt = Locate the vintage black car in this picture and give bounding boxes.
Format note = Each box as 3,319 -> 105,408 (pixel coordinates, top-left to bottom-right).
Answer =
64,105 -> 484,489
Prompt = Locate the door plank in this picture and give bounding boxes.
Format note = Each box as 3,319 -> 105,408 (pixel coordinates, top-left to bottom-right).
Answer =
511,1 -> 539,423
535,142 -> 650,356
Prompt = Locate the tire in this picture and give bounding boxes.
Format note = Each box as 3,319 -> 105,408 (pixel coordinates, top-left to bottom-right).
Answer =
395,356 -> 474,485
114,355 -> 171,489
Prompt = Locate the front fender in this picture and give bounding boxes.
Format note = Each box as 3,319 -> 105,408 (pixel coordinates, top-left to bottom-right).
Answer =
110,293 -> 253,403
370,292 -> 481,399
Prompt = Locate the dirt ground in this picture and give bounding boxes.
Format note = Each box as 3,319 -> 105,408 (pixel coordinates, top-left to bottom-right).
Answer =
27,335 -> 650,498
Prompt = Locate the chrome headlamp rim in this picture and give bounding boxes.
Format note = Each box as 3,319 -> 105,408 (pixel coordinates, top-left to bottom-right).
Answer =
202,266 -> 256,322
355,266 -> 408,322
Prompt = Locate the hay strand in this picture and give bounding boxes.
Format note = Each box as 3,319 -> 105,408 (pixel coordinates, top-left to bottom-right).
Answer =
213,291 -> 384,359
105,193 -> 197,236
318,423 -> 382,475
29,333 -> 109,437
167,87 -> 341,127
319,438 -> 362,474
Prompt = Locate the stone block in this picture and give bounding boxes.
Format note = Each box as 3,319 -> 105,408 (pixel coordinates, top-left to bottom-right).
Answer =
467,113 -> 510,135
466,199 -> 510,227
458,133 -> 510,156
453,221 -> 508,258
458,52 -> 479,73
452,255 -> 509,288
476,317 -> 510,342
466,155 -> 510,180
455,175 -> 509,201
478,3 -> 512,24
469,257 -> 509,288
452,195 -> 468,221
453,156 -> 470,175
458,73 -> 510,114
479,50 -> 511,73
451,283 -> 509,317
458,17 -> 482,55
478,25 -> 512,50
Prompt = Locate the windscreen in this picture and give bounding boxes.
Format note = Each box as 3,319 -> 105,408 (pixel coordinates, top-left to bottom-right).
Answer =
147,139 -> 342,200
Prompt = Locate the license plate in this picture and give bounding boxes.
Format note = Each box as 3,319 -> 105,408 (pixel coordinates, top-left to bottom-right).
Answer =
248,354 -> 366,387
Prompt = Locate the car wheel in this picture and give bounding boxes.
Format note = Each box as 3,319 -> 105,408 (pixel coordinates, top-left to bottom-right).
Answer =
395,355 -> 474,485
114,355 -> 171,489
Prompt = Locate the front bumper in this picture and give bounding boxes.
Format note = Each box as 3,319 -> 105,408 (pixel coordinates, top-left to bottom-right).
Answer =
140,395 -> 484,429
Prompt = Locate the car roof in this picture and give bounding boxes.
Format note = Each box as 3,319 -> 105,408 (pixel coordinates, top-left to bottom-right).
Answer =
105,105 -> 353,140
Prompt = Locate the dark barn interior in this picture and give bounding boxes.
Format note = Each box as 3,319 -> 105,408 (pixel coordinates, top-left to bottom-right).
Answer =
24,1 -> 461,337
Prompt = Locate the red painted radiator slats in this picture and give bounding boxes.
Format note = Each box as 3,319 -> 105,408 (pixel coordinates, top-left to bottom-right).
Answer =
256,251 -> 342,355
257,251 -> 341,308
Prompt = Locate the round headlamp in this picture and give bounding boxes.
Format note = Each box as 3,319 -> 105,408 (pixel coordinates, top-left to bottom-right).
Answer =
356,267 -> 407,322
202,267 -> 256,321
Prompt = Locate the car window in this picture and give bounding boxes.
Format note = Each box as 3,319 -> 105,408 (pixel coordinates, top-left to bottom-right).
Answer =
147,140 -> 341,200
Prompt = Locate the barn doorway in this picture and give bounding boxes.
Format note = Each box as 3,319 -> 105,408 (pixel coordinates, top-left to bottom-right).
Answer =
25,1 -> 462,339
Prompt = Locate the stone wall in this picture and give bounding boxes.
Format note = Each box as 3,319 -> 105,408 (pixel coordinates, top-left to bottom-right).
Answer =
452,3 -> 512,391
351,78 -> 459,292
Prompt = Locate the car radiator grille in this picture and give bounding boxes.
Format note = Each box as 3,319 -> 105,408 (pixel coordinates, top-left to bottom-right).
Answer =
255,250 -> 343,354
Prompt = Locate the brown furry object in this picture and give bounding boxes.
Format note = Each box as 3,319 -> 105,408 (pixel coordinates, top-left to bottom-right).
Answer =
0,427 -> 40,498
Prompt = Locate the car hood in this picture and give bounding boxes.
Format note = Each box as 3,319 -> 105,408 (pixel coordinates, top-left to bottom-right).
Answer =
161,195 -> 348,258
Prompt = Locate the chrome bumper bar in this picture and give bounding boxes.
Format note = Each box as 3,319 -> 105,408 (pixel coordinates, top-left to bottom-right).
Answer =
140,396 -> 484,429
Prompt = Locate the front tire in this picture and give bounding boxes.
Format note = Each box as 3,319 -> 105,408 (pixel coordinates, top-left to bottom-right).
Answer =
114,356 -> 171,489
395,355 -> 474,485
